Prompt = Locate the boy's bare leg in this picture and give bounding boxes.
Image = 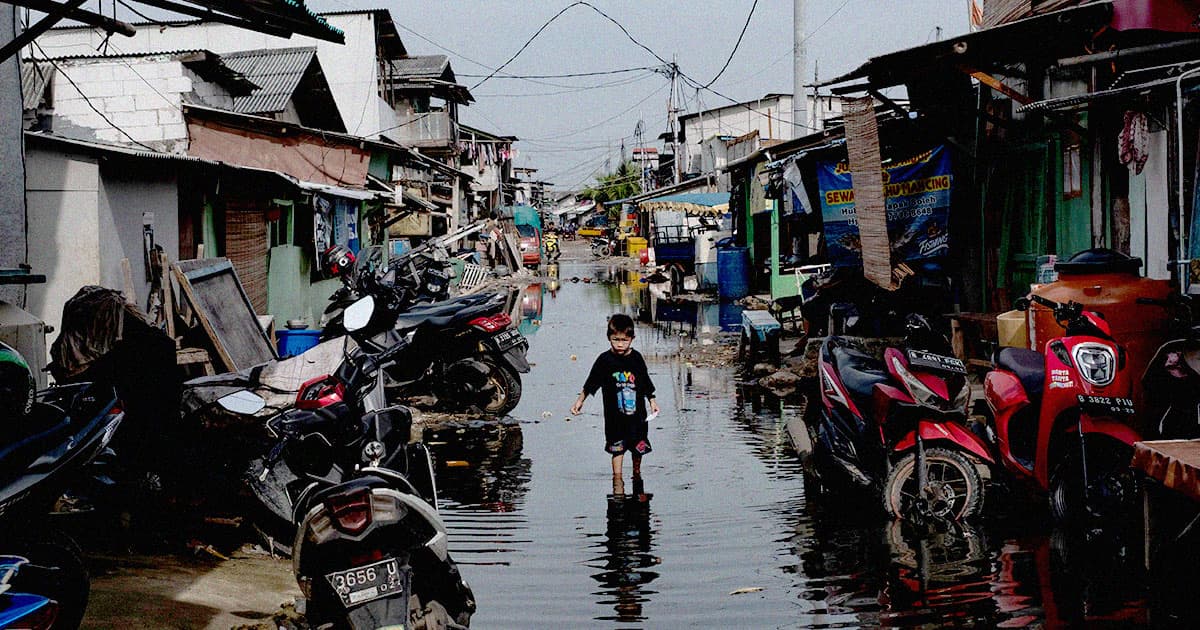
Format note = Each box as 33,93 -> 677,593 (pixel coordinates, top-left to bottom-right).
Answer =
612,474 -> 625,496
631,454 -> 642,479
611,453 -> 624,477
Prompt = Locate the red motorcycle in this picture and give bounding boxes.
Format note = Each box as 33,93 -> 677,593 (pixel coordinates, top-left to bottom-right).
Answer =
982,294 -> 1141,524
808,314 -> 994,522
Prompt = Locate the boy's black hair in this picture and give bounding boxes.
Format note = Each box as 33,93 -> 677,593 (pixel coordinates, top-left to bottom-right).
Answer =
607,313 -> 636,338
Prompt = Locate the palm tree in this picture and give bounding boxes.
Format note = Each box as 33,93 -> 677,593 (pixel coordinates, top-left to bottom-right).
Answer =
581,161 -> 641,210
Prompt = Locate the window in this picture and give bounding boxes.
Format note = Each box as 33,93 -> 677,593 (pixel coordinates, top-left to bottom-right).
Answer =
268,200 -> 293,247
1063,142 -> 1082,199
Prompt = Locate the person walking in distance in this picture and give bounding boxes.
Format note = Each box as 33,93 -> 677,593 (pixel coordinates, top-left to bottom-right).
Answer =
571,314 -> 660,479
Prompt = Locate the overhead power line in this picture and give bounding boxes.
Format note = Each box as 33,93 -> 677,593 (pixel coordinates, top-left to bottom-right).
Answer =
460,66 -> 657,80
702,0 -> 759,88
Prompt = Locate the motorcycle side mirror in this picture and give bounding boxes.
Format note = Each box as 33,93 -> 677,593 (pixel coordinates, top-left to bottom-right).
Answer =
1014,297 -> 1031,312
217,390 -> 266,416
344,296 -> 376,332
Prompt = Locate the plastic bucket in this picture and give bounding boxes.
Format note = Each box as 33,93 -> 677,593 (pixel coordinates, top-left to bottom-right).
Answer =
277,329 -> 321,357
717,246 -> 750,300
626,236 -> 648,258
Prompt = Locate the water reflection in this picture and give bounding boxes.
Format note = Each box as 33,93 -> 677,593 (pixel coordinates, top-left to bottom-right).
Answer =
588,476 -> 659,623
425,422 -> 533,567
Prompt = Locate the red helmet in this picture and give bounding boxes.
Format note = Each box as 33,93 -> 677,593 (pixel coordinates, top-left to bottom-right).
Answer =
322,245 -> 356,277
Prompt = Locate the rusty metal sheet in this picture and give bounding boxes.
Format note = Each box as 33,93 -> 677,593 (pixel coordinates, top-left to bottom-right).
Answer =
1132,440 -> 1200,503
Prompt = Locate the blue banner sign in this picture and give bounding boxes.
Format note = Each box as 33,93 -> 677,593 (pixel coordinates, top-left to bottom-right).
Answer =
816,145 -> 952,268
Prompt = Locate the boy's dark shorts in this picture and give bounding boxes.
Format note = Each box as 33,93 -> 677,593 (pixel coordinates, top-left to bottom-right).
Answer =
606,437 -> 652,456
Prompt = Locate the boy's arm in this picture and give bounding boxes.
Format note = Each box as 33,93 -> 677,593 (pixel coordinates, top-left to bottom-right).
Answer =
573,355 -> 604,414
638,353 -> 659,414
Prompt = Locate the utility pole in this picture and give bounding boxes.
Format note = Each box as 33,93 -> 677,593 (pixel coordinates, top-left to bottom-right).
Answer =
793,0 -> 807,140
668,58 -> 681,184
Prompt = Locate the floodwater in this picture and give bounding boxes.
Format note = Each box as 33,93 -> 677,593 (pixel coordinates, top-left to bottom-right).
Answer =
426,255 -> 1154,628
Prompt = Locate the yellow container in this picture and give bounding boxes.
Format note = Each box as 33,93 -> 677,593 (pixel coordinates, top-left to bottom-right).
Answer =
996,310 -> 1028,348
626,236 -> 648,257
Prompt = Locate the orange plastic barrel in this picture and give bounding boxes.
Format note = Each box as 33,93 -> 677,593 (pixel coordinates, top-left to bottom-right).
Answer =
1027,249 -> 1172,407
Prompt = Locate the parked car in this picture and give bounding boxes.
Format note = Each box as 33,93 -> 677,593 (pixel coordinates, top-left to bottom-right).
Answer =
516,224 -> 542,267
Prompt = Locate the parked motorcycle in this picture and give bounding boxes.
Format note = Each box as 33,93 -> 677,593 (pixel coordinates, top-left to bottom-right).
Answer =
1139,293 -> 1200,439
320,244 -> 453,338
216,297 -> 474,629
590,235 -> 617,258
544,231 -> 561,261
982,294 -> 1140,525
0,373 -> 125,629
808,314 -> 992,522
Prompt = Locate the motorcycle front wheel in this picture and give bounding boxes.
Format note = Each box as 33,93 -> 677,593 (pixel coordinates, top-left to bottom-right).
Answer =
884,447 -> 984,522
1049,438 -> 1136,527
8,530 -> 90,630
480,358 -> 521,415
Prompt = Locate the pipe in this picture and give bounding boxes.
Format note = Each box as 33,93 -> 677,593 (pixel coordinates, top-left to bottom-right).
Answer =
1174,65 -> 1200,282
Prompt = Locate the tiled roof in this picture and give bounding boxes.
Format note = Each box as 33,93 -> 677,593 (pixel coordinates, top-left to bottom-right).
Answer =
221,47 -> 317,114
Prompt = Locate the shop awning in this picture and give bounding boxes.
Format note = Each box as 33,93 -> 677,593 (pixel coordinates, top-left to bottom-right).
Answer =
297,180 -> 379,201
639,192 -> 729,215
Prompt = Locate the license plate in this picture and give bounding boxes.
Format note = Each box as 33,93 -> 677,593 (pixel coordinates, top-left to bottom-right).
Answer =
1077,394 -> 1136,416
325,557 -> 407,608
492,329 -> 523,351
907,349 -> 967,374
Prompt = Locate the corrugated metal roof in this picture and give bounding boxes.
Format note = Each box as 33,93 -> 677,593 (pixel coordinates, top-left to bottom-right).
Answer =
21,61 -> 54,110
222,47 -> 317,114
391,55 -> 451,81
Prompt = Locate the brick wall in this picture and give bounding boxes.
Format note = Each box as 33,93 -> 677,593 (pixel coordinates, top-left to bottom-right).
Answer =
49,57 -> 230,153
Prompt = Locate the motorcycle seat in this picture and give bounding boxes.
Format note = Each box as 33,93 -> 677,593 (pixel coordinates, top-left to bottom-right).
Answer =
997,347 -> 1045,399
826,339 -> 890,400
0,403 -> 73,479
395,301 -> 500,332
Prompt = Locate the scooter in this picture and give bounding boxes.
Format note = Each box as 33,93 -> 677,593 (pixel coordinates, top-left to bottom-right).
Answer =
360,291 -> 529,416
544,231 -> 561,261
217,297 -> 474,629
809,314 -> 992,522
0,381 -> 125,629
982,294 -> 1141,524
590,235 -> 617,258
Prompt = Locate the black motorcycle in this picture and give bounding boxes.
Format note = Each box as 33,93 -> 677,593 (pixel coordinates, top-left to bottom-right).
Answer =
1141,293 -> 1200,439
216,297 -> 474,629
0,382 -> 125,629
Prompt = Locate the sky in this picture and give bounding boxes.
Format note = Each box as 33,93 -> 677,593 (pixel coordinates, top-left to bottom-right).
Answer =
312,1 -> 970,190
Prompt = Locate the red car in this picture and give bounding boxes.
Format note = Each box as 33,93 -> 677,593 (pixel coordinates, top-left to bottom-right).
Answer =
516,224 -> 541,267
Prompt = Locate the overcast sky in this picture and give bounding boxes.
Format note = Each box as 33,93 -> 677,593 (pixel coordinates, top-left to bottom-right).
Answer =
314,1 -> 966,189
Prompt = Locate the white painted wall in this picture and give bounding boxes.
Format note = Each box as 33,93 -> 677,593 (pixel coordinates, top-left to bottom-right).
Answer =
24,146 -> 180,340
681,94 -> 842,173
24,149 -> 101,336
36,13 -> 390,137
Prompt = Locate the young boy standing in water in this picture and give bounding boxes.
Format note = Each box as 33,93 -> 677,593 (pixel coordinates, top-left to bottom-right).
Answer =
571,314 -> 659,479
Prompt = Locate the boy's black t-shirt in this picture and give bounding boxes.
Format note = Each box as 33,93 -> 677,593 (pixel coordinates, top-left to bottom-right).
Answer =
583,349 -> 656,432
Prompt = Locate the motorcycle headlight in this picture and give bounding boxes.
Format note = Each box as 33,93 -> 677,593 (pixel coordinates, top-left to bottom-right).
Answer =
1072,343 -> 1116,387
891,357 -> 942,408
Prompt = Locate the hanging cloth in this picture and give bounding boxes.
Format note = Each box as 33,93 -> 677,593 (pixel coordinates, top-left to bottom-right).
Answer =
1118,110 -> 1149,175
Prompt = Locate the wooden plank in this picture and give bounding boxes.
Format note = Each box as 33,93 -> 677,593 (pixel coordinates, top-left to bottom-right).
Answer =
121,258 -> 135,303
173,258 -> 276,371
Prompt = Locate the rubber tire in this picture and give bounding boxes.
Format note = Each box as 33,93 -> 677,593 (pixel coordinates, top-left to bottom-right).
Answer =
11,531 -> 90,630
884,447 -> 984,522
480,358 -> 521,416
1048,440 -> 1136,526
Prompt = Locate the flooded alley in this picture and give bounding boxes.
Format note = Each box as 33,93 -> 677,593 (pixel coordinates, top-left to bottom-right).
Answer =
422,255 -> 1149,628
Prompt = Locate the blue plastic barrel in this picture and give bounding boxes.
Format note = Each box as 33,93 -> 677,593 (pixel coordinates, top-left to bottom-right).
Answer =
717,246 -> 750,300
277,329 -> 321,357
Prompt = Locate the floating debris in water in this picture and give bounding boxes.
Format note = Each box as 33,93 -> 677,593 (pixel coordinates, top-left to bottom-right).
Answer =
445,460 -> 470,468
729,587 -> 765,596
570,354 -> 577,361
